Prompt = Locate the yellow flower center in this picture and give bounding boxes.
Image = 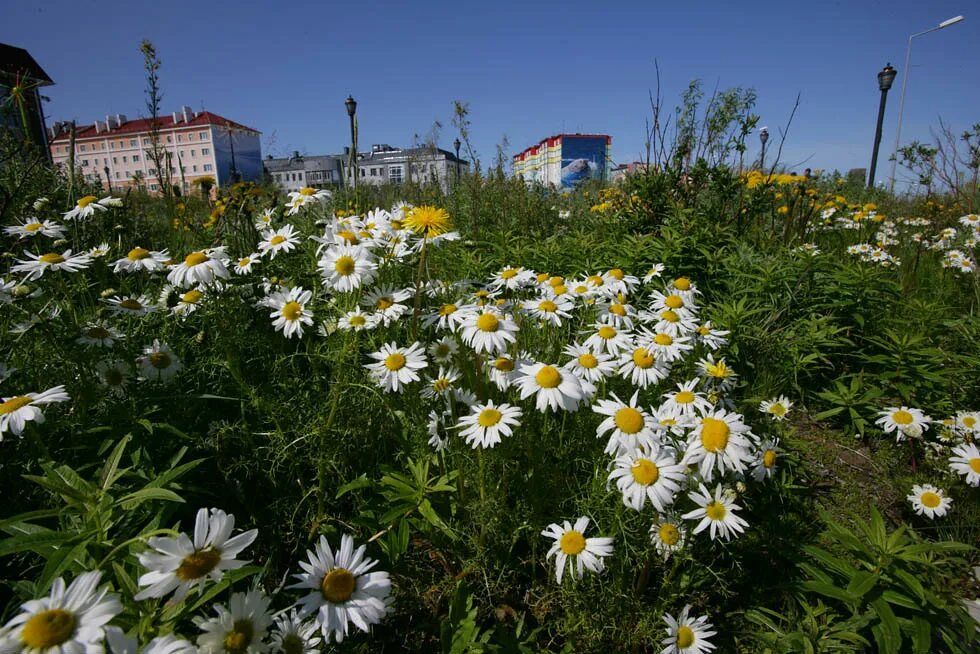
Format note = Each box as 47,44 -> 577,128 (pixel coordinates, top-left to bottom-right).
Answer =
223,620 -> 254,654
963,416 -> 976,428
321,567 -> 356,603
119,299 -> 143,311
609,303 -> 627,316
127,247 -> 150,261
549,276 -> 564,287
476,313 -> 499,332
607,268 -> 625,280
384,353 -> 406,371
697,325 -> 709,335
536,273 -> 550,283
676,625 -> 695,648
630,458 -> 660,485
0,396 -> 33,415
20,609 -> 77,649
587,275 -> 604,286
920,491 -> 942,508
149,352 -> 172,369
553,284 -> 568,296
501,268 -> 518,279
770,403 -> 787,416
559,530 -> 586,555
538,300 -> 557,313
24,222 -> 43,232
969,458 -> 980,473
614,407 -> 645,434
632,348 -> 655,369
705,501 -> 727,521
300,187 -> 316,196
439,303 -> 457,316
535,366 -> 562,389
675,391 -> 695,404
892,410 -> 914,425
390,219 -> 403,230
238,258 -> 251,268
575,285 -> 589,294
658,523 -> 680,546
597,326 -> 617,340
281,301 -> 303,321
673,277 -> 691,291
701,418 -> 730,452
85,327 -> 111,339
661,310 -> 679,323
334,255 -> 356,275
654,333 -> 673,346
578,353 -> 598,369
77,195 -> 98,208
763,450 -> 777,468
349,315 -> 366,327
432,378 -> 451,393
181,290 -> 203,304
375,297 -> 394,310
664,294 -> 683,309
40,253 -> 65,264
270,235 -> 287,246
184,252 -> 208,267
478,408 -> 502,427
337,230 -> 358,244
176,548 -> 222,581
280,634 -> 304,654
493,357 -> 514,372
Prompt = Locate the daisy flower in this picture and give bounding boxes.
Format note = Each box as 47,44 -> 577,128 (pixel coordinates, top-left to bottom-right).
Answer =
651,308 -> 697,337
522,295 -> 574,326
618,346 -> 670,389
76,321 -> 123,348
12,250 -> 92,281
361,286 -> 412,326
639,329 -> 693,363
290,533 -> 392,643
682,410 -> 756,482
907,484 -> 952,519
268,287 -> 314,339
134,507 -> 258,601
88,243 -> 110,258
365,342 -> 428,393
608,443 -> 686,512
96,360 -> 131,398
103,294 -> 157,317
650,515 -> 687,559
514,361 -> 586,413
427,410 -> 450,451
642,263 -> 666,283
694,322 -> 729,349
427,336 -> 459,364
234,254 -> 261,275
337,309 -> 379,332
285,187 -> 330,215
0,571 -> 121,654
661,380 -> 712,418
318,244 -> 377,292
167,249 -> 230,289
487,354 -> 520,391
682,483 -> 749,541
661,605 -> 717,654
254,208 -> 276,231
876,406 -> 931,440
137,340 -> 183,383
760,396 -> 793,421
421,367 -> 461,400
562,343 -> 617,384
112,247 -> 169,273
593,392 -> 659,455
541,517 -> 614,584
0,385 -> 70,441
4,217 -> 66,240
459,309 -> 519,355
258,224 -> 301,259
697,355 -> 737,391
490,266 -> 534,291
602,268 -> 640,295
195,590 -> 272,654
422,301 -> 471,332
949,442 -> 980,486
63,195 -> 115,221
174,288 -> 205,317
751,438 -> 780,482
269,609 -> 322,654
582,323 -> 633,356
457,400 -> 522,449
650,289 -> 697,315
105,630 -> 196,654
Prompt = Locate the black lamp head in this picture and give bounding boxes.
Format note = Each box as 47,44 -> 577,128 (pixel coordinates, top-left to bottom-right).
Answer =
878,64 -> 897,91
345,95 -> 357,117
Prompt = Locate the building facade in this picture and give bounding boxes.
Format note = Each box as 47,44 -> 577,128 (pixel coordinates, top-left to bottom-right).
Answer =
349,144 -> 468,192
264,151 -> 345,191
513,134 -> 611,188
48,107 -> 261,193
0,43 -> 54,157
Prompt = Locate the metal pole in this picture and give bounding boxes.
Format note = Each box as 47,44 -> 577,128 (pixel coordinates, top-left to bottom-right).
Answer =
349,114 -> 357,194
104,166 -> 112,193
868,86 -> 890,188
888,35 -> 914,191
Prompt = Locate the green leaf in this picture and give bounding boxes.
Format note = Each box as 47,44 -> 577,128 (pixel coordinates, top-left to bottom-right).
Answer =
846,571 -> 879,599
799,580 -> 857,605
335,475 -> 371,499
803,545 -> 858,579
116,487 -> 184,510
100,435 -> 132,491
880,590 -> 918,610
908,616 -> 931,654
417,499 -> 457,541
0,530 -> 72,557
870,597 -> 902,654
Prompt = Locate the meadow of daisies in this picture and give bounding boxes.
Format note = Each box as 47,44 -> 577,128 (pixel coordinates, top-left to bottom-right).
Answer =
0,153 -> 978,654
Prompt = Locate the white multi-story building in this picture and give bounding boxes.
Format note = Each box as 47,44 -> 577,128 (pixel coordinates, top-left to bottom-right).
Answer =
264,151 -> 345,192
48,106 -> 262,193
350,144 -> 468,192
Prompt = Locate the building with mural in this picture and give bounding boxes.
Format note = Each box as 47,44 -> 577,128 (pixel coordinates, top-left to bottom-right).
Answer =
513,134 -> 611,188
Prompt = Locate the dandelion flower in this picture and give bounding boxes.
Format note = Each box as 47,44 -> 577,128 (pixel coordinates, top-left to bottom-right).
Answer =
949,442 -> 980,486
290,533 -> 392,643
682,483 -> 749,541
403,205 -> 452,239
457,400 -> 522,448
0,385 -> 70,441
907,484 -> 952,519
134,507 -> 258,601
137,340 -> 182,383
541,517 -> 614,584
365,342 -> 427,393
195,590 -> 272,654
661,605 -> 717,654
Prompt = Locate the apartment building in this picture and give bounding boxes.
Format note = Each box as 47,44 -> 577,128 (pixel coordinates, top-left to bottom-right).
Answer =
48,107 -> 262,193
0,43 -> 54,157
350,144 -> 468,192
513,134 -> 611,188
264,151 -> 345,192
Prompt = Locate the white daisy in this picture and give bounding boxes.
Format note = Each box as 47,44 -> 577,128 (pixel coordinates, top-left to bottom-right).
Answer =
258,224 -> 301,260
561,343 -> 616,384
234,254 -> 261,275
489,266 -> 535,291
618,345 -> 671,389
290,533 -> 392,643
4,218 -> 66,240
876,406 -> 931,441
76,321 -> 123,348
168,249 -> 230,289
103,294 -> 157,317
254,208 -> 276,231
12,250 -> 92,281
682,483 -> 749,541
681,410 -> 756,482
173,288 -> 206,317
759,395 -> 793,421
514,361 -> 586,413
106,629 -> 196,654
949,442 -> 980,486
365,342 -> 428,393
0,385 -> 70,440
593,392 -> 659,455
195,590 -> 272,654
318,244 -> 377,293
751,438 -> 780,482
582,323 -> 633,356
608,443 -> 686,512
63,195 -> 115,221
459,309 -> 519,355
650,515 -> 687,559
697,355 -> 737,391
361,286 -> 412,327
268,287 -> 314,339
269,609 -> 321,654
0,571 -> 121,654
427,336 -> 459,364
427,410 -> 450,451
661,604 -> 717,654
421,367 -> 461,400
137,340 -> 183,383
541,517 -> 614,584
87,242 -> 110,258
639,329 -> 693,363
522,295 -> 574,326
422,301 -> 471,332
457,400 -> 522,449
112,247 -> 169,273
337,309 -> 379,332
642,263 -> 666,283
693,322 -> 729,349
650,307 -> 697,337
134,507 -> 258,601
907,484 -> 952,519
96,360 -> 131,398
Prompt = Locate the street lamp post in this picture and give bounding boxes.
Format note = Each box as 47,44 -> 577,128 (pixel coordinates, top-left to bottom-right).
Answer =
759,127 -> 769,170
103,165 -> 112,193
888,15 -> 965,191
345,95 -> 358,194
868,63 -> 897,189
453,137 -> 461,185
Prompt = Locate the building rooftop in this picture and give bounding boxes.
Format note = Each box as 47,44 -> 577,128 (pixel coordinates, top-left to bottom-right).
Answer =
49,110 -> 260,142
358,144 -> 468,165
264,153 -> 343,172
0,43 -> 53,85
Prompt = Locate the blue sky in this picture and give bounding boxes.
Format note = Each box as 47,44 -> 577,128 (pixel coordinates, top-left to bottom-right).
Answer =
5,1 -> 976,184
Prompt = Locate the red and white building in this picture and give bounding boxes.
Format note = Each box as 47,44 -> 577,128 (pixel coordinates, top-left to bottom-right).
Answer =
48,106 -> 262,192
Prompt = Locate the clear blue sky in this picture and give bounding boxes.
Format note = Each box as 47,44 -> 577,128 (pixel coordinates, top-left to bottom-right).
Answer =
5,0 -> 976,183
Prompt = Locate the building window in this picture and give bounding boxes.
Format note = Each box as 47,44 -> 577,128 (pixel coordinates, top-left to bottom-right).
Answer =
150,184 -> 158,191
129,139 -> 137,147
79,144 -> 86,152
199,131 -> 208,140
133,155 -> 140,162
191,149 -> 196,156
192,165 -> 198,172
188,133 -> 194,140
81,159 -> 89,166
122,156 -> 128,163
115,172 -> 120,179
142,137 -> 150,145
298,172 -> 303,180
177,134 -> 183,142
203,164 -> 213,171
389,166 -> 403,183
112,157 -> 118,164
201,148 -> 210,155
166,136 -> 172,143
